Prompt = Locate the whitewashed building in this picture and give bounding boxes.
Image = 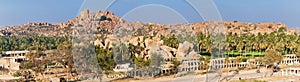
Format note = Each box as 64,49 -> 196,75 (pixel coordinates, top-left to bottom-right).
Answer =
0,50 -> 29,70
113,63 -> 133,72
177,57 -> 202,72
281,68 -> 300,76
210,58 -> 248,70
281,54 -> 299,65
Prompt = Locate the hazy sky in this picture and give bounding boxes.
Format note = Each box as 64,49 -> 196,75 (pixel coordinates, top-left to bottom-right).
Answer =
0,0 -> 299,27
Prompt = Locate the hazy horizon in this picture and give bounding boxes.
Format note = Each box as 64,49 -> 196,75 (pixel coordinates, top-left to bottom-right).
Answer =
0,0 -> 300,28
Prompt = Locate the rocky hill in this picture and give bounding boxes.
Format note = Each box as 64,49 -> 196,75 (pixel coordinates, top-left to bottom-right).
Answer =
0,9 -> 296,37
0,9 -> 123,36
289,27 -> 300,34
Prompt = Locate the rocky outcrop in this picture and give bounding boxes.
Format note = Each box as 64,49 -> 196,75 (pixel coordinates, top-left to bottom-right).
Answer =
224,21 -> 292,35
289,27 -> 300,34
176,41 -> 198,57
0,9 -> 296,37
144,37 -> 163,50
0,9 -> 123,36
1,9 -> 295,60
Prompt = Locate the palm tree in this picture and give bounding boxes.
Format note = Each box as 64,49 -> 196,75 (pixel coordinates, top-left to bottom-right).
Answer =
237,43 -> 244,56
197,34 -> 205,52
276,40 -> 285,54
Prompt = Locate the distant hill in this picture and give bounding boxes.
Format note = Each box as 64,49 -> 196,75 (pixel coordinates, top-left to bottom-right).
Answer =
289,27 -> 300,34
0,9 -> 296,37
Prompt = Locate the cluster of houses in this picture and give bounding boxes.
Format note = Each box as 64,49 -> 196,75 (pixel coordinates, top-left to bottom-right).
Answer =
1,50 -> 300,79
208,54 -> 300,77
279,54 -> 300,76
111,53 -> 300,78
0,51 -> 29,71
281,54 -> 300,65
210,54 -> 300,70
209,58 -> 248,70
281,68 -> 300,76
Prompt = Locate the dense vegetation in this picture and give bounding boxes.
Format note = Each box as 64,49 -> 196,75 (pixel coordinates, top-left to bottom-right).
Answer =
93,30 -> 300,72
6,29 -> 300,75
18,41 -> 73,81
95,46 -> 116,71
0,35 -> 70,51
196,32 -> 300,56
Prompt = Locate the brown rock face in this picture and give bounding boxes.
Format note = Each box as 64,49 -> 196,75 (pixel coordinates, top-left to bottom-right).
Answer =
0,10 -> 124,36
0,9 -> 295,37
177,41 -> 194,57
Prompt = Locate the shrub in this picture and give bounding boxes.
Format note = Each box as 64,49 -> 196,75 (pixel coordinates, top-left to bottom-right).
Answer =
13,71 -> 22,77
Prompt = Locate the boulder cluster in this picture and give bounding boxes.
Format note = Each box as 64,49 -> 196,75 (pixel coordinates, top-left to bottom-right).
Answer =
0,9 -> 296,59
0,9 -> 295,37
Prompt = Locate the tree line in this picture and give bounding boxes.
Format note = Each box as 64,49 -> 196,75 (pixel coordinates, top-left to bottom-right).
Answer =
0,35 -> 70,52
196,32 -> 300,55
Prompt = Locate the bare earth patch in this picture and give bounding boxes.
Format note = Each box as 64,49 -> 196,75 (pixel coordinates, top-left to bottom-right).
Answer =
0,75 -> 20,80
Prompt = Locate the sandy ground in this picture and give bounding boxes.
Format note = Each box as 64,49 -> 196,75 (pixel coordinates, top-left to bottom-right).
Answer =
110,69 -> 300,82
0,75 -> 20,80
256,76 -> 300,82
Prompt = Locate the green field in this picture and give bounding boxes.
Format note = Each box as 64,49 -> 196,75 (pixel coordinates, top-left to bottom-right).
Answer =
225,51 -> 266,58
199,51 -> 266,57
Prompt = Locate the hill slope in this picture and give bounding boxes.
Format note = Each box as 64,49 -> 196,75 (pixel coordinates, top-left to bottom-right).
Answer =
0,9 -> 296,37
